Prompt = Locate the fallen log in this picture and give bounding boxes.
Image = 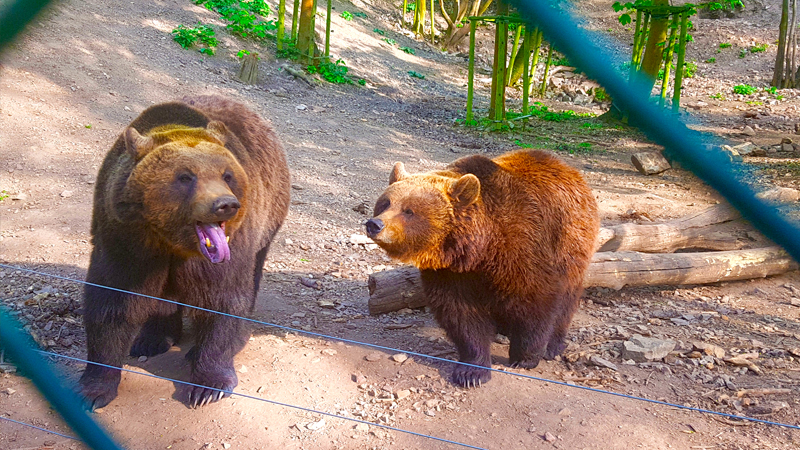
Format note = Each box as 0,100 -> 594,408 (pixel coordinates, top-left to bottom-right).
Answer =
597,203 -> 745,252
367,247 -> 798,314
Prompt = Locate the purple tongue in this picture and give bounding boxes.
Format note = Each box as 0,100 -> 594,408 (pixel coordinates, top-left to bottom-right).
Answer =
195,223 -> 230,263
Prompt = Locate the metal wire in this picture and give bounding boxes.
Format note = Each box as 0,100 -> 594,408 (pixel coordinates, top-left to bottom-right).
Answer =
3,263 -> 800,431
0,416 -> 80,441
37,351 -> 489,450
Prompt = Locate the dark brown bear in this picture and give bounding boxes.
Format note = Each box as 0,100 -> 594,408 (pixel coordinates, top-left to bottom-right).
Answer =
365,150 -> 598,387
80,95 -> 290,409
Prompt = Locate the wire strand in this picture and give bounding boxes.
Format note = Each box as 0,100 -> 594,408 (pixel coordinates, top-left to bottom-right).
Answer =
4,263 -> 800,430
36,350 -> 488,450
0,416 -> 80,441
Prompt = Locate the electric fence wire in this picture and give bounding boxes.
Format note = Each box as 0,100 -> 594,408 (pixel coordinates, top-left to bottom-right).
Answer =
3,263 -> 800,432
0,416 -> 79,441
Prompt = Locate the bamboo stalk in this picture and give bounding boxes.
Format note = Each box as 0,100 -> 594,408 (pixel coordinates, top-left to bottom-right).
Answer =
402,0 -> 408,28
309,0 -> 317,60
539,44 -> 553,97
491,17 -> 509,128
630,9 -> 643,82
528,29 -> 542,97
522,27 -> 532,117
277,0 -> 286,51
635,12 -> 651,72
292,0 -> 301,42
672,12 -> 688,112
466,18 -> 476,123
430,0 -> 435,43
325,0 -> 332,59
506,24 -> 523,85
659,14 -> 678,107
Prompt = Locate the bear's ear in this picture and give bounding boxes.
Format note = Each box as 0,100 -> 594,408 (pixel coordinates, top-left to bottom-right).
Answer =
449,174 -> 480,209
206,121 -> 228,145
389,162 -> 409,185
124,127 -> 155,160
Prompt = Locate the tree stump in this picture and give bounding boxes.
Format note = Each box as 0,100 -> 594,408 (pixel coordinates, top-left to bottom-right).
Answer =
238,53 -> 260,84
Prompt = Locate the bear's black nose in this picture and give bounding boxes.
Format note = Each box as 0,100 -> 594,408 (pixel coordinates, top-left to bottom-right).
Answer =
365,218 -> 384,236
212,196 -> 241,220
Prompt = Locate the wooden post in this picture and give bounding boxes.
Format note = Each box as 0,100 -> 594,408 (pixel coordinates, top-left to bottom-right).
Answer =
237,53 -> 260,84
466,18 -> 477,123
489,16 -> 509,129
672,11 -> 689,112
659,14 -> 678,107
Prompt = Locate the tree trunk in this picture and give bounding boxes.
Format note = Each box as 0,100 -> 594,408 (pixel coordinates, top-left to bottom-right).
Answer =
368,247 -> 798,314
638,0 -> 671,94
296,0 -> 318,65
774,0 -> 790,87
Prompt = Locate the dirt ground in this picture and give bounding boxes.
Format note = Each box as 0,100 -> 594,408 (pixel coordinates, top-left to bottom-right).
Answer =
2,0 -> 800,448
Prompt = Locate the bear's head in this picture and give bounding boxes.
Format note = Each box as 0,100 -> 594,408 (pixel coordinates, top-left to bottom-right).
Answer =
120,121 -> 249,263
365,162 -> 480,270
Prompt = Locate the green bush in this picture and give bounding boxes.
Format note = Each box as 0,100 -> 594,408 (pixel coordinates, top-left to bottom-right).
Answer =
733,84 -> 757,95
308,59 -> 352,84
172,23 -> 218,54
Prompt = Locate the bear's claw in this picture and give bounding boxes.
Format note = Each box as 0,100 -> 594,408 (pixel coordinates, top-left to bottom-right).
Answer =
451,365 -> 491,388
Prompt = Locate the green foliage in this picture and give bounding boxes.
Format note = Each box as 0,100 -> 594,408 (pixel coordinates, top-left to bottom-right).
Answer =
528,102 -> 594,121
373,28 -> 385,35
353,11 -> 368,18
553,55 -> 570,66
408,71 -> 426,79
382,38 -> 397,45
399,46 -> 415,54
738,49 -> 747,58
719,42 -> 732,49
745,100 -> 763,105
593,88 -> 609,102
684,61 -> 697,78
765,86 -> 778,95
750,43 -> 768,53
85,124 -> 92,129
237,49 -> 251,58
405,3 -> 416,12
776,94 -> 785,101
276,43 -> 300,59
358,78 -> 367,86
192,0 -> 277,41
580,122 -> 604,130
172,23 -> 217,54
0,190 -> 8,202
513,139 -> 535,148
340,11 -> 353,20
308,59 -> 353,84
733,84 -> 757,95
709,92 -> 725,100
705,57 -> 716,63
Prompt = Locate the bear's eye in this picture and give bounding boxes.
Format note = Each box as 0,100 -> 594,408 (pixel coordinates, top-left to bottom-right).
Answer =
403,208 -> 414,216
177,173 -> 195,185
222,171 -> 233,184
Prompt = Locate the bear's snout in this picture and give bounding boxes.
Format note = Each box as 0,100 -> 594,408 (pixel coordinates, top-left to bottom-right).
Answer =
212,195 -> 241,220
365,218 -> 384,237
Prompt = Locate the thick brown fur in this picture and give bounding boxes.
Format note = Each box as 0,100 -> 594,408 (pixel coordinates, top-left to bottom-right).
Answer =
80,95 -> 290,409
366,149 -> 599,387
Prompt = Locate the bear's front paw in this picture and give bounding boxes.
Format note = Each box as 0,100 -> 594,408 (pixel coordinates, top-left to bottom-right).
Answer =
188,369 -> 238,408
79,378 -> 119,411
509,354 -> 542,369
130,335 -> 173,357
451,364 -> 491,388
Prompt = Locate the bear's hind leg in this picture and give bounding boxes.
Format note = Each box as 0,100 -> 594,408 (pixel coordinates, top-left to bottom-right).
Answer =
504,301 -> 554,370
130,307 -> 183,357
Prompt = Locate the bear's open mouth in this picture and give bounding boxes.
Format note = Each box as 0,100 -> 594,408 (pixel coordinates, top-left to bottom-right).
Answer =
195,222 -> 230,263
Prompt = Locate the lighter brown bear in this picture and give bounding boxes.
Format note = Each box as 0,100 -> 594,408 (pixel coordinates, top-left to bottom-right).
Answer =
80,95 -> 290,409
365,149 -> 599,387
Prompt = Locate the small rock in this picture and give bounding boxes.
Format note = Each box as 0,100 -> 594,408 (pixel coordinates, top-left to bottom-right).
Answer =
256,386 -> 265,393
621,334 -> 676,362
395,389 -> 411,400
317,300 -> 336,309
791,298 -> 800,307
352,372 -> 367,383
306,419 -> 326,431
756,187 -> 800,204
742,126 -> 756,136
285,238 -> 294,245
321,348 -> 337,356
222,443 -> 231,449
732,142 -> 757,155
350,234 -> 374,245
424,409 -> 436,417
4,388 -> 16,395
137,355 -> 147,362
589,355 -> 618,371
631,152 -> 671,175
239,365 -> 248,373
557,408 -> 571,416
300,277 -> 321,289
543,432 -> 557,442
11,192 -> 27,201
60,190 -> 73,198
390,353 -> 408,363
296,104 -> 308,111
692,341 -> 726,359
365,352 -> 383,362
352,201 -> 370,215
748,401 -> 788,416
494,334 -> 510,345
354,423 -> 369,432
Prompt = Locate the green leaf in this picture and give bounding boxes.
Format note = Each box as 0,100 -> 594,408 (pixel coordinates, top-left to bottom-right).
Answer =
618,13 -> 631,25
